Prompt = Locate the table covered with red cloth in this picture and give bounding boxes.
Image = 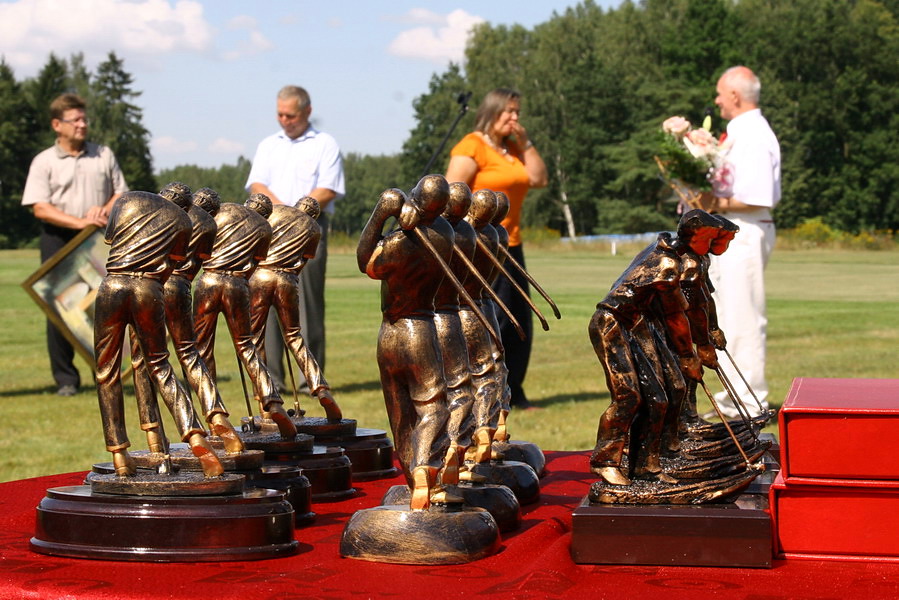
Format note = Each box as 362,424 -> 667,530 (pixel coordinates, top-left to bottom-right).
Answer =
2,451 -> 898,599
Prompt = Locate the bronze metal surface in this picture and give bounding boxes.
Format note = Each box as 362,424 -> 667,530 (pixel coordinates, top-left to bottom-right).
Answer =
340,504 -> 499,565
86,471 -> 245,496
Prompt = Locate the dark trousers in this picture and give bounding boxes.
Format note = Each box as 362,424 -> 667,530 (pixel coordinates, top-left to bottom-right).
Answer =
40,226 -> 81,388
491,244 -> 533,407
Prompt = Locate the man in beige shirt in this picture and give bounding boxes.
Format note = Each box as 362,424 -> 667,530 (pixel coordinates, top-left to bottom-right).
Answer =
22,93 -> 128,396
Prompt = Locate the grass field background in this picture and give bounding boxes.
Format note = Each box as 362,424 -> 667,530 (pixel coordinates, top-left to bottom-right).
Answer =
2,240 -> 897,483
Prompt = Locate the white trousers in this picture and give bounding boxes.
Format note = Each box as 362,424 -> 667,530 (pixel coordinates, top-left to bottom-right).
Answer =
708,211 -> 776,418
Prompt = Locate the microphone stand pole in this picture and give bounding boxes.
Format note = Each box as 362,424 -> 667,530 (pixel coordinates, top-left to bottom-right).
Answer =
421,91 -> 472,177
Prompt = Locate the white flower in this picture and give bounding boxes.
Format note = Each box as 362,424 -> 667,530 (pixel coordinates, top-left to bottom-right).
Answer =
662,116 -> 691,138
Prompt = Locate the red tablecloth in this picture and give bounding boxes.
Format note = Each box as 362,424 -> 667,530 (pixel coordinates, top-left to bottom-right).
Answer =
2,451 -> 898,599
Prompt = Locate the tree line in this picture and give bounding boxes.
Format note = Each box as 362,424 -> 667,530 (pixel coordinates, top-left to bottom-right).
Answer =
398,0 -> 899,237
2,0 -> 896,248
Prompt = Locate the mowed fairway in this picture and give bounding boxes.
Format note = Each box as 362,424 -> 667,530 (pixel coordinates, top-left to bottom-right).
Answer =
1,243 -> 897,482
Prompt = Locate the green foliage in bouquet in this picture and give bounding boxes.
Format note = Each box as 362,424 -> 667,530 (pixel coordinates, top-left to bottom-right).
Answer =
656,129 -> 712,191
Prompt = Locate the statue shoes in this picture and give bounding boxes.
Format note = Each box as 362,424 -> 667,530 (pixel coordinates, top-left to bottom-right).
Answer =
265,403 -> 298,440
210,413 -> 246,454
112,449 -> 137,477
314,388 -> 343,422
188,433 -> 224,477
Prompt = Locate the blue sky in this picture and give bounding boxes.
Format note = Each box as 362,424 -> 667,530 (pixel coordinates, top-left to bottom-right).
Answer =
1,0 -> 621,171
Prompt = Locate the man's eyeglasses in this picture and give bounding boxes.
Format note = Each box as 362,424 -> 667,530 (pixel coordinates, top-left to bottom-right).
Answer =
59,117 -> 89,125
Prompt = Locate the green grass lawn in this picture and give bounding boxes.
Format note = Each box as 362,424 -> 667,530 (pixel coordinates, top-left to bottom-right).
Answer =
1,241 -> 897,482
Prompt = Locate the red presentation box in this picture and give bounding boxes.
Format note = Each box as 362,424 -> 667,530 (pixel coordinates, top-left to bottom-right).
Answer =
779,378 -> 899,481
770,472 -> 899,561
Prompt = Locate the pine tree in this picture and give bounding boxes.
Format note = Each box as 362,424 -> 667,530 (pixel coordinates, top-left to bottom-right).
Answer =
0,60 -> 41,247
23,53 -> 69,150
91,52 -> 155,192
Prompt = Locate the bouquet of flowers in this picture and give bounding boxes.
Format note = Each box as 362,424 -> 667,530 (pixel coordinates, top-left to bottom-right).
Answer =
656,115 -> 732,198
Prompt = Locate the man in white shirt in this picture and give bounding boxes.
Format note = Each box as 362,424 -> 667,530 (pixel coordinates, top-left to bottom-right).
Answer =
22,93 -> 128,396
705,66 -> 781,418
246,85 -> 344,395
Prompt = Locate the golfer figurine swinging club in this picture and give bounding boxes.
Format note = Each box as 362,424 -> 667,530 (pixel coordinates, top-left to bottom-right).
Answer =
341,175 -> 500,565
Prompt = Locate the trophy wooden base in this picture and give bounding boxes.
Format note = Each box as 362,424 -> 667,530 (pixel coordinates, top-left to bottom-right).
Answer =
493,439 -> 546,477
340,504 -> 500,564
570,494 -> 772,568
263,444 -> 355,501
244,415 -> 358,438
31,485 -> 298,562
92,462 -> 316,526
381,481 -> 521,533
469,459 -> 540,505
238,431 -> 354,500
240,431 -> 315,453
241,465 -> 315,527
315,427 -> 398,481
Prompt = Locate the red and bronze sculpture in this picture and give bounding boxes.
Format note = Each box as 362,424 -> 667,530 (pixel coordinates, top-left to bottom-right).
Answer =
587,209 -> 765,504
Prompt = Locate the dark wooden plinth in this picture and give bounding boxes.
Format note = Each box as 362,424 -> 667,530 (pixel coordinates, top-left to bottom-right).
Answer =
380,482 -> 521,533
240,465 -> 315,527
264,445 -> 355,501
315,428 -> 397,481
570,494 -> 772,568
89,463 -> 311,522
340,504 -> 500,564
493,440 -> 546,477
244,415 -> 357,438
470,460 -> 540,505
31,485 -> 298,562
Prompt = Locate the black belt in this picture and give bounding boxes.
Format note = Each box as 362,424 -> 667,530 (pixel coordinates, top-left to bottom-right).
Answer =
204,269 -> 248,277
109,271 -> 164,281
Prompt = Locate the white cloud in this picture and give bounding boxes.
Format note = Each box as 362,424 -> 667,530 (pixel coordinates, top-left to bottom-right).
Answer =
385,8 -> 446,27
207,137 -> 244,154
0,0 -> 215,76
387,9 -> 484,65
220,13 -> 274,61
152,135 -> 199,154
227,15 -> 258,30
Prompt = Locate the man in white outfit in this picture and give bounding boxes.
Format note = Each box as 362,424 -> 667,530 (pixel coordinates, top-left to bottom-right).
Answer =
246,85 -> 344,394
706,66 -> 781,418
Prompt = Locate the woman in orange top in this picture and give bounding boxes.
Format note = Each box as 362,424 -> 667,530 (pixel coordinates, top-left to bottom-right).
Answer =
446,88 -> 548,410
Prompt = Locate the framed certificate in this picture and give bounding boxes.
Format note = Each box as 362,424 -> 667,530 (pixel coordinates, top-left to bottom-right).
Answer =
22,226 -> 108,370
